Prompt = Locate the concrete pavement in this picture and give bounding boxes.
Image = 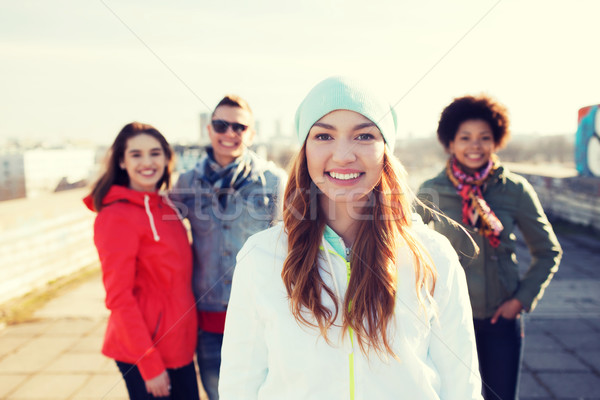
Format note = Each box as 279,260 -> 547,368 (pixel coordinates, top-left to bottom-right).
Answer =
515,225 -> 600,400
0,223 -> 599,399
0,274 -> 126,399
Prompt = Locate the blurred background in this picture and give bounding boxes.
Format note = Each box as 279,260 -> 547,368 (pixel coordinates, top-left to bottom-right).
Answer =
0,2 -> 599,397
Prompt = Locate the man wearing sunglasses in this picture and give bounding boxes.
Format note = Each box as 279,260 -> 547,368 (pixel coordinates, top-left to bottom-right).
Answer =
171,95 -> 287,400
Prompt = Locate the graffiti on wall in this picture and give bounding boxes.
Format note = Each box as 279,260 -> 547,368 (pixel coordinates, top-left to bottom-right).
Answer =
575,105 -> 600,177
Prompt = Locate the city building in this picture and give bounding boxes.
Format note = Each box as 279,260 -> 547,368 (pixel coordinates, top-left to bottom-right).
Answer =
199,112 -> 211,145
0,152 -> 26,201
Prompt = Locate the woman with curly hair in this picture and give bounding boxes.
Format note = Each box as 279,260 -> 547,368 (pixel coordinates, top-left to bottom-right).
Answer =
219,77 -> 483,399
418,95 -> 562,400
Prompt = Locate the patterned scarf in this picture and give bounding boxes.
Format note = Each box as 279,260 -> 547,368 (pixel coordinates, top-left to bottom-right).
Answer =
446,156 -> 504,247
202,148 -> 253,208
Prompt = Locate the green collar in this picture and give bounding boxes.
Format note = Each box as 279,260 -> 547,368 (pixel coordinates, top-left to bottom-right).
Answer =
324,225 -> 349,260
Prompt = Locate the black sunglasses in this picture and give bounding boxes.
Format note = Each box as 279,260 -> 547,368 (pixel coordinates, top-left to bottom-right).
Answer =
211,119 -> 248,134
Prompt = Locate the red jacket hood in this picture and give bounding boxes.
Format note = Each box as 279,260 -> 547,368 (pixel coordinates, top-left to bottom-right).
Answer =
83,185 -> 161,212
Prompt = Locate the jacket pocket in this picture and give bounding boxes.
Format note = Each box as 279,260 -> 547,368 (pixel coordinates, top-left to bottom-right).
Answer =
496,251 -> 520,300
139,293 -> 164,342
151,311 -> 163,341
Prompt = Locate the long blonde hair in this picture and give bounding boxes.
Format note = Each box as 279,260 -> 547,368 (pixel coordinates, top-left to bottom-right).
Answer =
282,144 -> 437,356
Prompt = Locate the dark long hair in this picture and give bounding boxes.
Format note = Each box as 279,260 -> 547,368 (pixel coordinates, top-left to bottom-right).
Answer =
90,122 -> 174,211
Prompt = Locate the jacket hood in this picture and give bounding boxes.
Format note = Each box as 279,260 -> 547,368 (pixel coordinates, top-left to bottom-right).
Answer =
83,185 -> 160,212
83,193 -> 94,212
84,185 -> 168,242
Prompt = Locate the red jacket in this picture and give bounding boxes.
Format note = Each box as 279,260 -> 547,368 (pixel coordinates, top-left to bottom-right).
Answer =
84,185 -> 197,380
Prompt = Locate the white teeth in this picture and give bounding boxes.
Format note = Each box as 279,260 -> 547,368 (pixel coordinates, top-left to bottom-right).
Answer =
221,141 -> 236,147
329,172 -> 360,180
140,170 -> 155,176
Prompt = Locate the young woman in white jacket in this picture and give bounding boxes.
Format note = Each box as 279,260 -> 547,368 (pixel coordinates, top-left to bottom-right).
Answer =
219,76 -> 483,400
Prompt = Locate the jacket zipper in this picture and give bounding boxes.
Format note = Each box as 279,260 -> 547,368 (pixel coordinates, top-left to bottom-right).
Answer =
333,238 -> 356,400
346,258 -> 355,400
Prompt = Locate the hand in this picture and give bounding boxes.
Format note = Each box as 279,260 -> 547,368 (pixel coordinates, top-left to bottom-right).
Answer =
491,298 -> 523,324
145,370 -> 171,398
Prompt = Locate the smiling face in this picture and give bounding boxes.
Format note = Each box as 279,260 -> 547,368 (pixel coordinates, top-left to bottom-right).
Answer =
305,110 -> 385,210
119,134 -> 167,192
208,105 -> 255,167
449,119 -> 496,173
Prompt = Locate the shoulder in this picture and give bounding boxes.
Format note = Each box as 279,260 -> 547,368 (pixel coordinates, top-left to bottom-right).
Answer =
248,152 -> 288,185
233,224 -> 288,289
410,216 -> 461,282
94,202 -> 143,243
494,166 -> 537,199
95,201 -> 143,229
418,168 -> 450,191
413,218 -> 457,261
264,166 -> 288,186
237,224 -> 288,262
96,200 -> 139,223
174,168 -> 199,189
497,166 -> 528,187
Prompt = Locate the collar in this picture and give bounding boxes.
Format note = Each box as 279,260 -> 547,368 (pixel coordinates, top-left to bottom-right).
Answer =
194,148 -> 262,183
323,225 -> 350,260
205,146 -> 246,169
439,160 -> 507,188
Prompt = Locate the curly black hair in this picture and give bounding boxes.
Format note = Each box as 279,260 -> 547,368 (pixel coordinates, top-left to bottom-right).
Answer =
437,94 -> 510,149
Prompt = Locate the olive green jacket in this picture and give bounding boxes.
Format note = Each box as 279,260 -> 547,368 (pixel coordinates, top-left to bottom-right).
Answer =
417,165 -> 562,319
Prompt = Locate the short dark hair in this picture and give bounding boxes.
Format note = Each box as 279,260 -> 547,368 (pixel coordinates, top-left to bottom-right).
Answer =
437,94 -> 510,149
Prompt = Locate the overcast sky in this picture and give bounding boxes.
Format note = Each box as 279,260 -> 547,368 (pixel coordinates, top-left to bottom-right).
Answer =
1,0 -> 598,145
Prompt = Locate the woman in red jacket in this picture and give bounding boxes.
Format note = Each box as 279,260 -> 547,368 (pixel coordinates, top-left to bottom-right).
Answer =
84,122 -> 199,399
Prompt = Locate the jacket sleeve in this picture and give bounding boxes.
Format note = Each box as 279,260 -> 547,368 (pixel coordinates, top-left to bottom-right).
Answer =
94,209 -> 166,381
219,239 -> 268,399
415,182 -> 436,225
513,180 -> 562,311
429,238 -> 483,400
416,182 -> 480,267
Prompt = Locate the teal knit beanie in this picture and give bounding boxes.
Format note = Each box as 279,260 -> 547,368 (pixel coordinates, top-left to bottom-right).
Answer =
295,76 -> 397,152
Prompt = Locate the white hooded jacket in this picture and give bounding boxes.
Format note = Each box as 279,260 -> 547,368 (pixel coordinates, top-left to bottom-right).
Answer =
219,219 -> 483,400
